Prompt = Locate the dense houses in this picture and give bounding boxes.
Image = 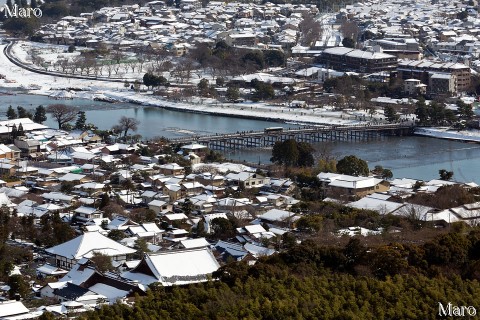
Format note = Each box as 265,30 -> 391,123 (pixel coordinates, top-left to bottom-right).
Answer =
35,1 -> 318,52
0,112 -> 476,316
2,0 -> 480,316
27,0 -> 478,102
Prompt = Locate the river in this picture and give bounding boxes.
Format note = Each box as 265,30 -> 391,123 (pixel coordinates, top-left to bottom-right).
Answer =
0,93 -> 293,138
0,93 -> 479,183
228,137 -> 480,183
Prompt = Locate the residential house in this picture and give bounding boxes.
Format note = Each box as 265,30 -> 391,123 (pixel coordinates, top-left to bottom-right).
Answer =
59,173 -> 90,184
74,206 -> 103,224
0,301 -> 41,319
14,138 -> 41,157
257,208 -> 298,228
107,216 -> 139,231
121,248 -> 220,286
158,163 -> 184,176
225,172 -> 269,188
46,231 -> 136,270
318,172 -> 390,199
148,199 -> 168,214
52,282 -> 106,305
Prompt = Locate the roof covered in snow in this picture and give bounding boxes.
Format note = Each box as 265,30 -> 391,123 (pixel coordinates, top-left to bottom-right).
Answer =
46,231 -> 136,260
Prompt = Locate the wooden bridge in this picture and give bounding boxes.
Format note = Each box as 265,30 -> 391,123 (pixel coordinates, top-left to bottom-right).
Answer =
169,123 -> 415,150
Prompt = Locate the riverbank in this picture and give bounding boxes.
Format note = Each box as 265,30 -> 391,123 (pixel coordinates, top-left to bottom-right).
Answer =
4,43 -> 480,146
414,127 -> 480,143
0,41 -> 380,127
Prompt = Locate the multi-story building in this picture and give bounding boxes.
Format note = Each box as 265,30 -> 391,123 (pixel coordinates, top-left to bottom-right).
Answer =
404,78 -> 427,95
397,60 -> 471,92
320,47 -> 398,73
429,73 -> 457,96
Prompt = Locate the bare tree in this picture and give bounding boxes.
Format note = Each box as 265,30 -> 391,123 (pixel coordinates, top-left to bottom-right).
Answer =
340,20 -> 360,44
298,13 -> 322,47
154,60 -> 173,74
113,63 -> 122,75
114,116 -> 140,137
31,55 -> 44,67
47,104 -> 78,129
152,49 -> 170,69
138,58 -> 146,73
112,49 -> 125,64
93,62 -> 103,76
207,55 -> 222,78
398,204 -> 426,230
126,60 -> 137,73
72,56 -> 86,75
106,63 -> 114,77
174,58 -> 195,84
58,59 -> 69,73
83,57 -> 96,75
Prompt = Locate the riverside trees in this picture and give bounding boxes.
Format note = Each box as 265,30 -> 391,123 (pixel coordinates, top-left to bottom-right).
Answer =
336,155 -> 369,176
271,139 -> 314,167
143,73 -> 169,90
112,116 -> 140,138
47,104 -> 77,129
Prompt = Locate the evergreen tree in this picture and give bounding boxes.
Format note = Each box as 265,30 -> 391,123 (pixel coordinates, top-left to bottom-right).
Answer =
439,169 -> 454,181
6,0 -> 13,10
297,142 -> 315,167
16,106 -> 31,119
226,86 -> 240,102
17,123 -> 24,137
271,139 -> 314,167
33,105 -> 47,124
337,155 -> 369,176
6,106 -> 16,120
457,100 -> 474,120
264,50 -> 286,67
415,98 -> 428,124
384,106 -> 399,123
197,78 -> 209,95
10,124 -> 17,140
75,111 -> 87,130
271,139 -> 299,166
7,275 -> 29,299
251,80 -> 274,101
99,193 -> 110,209
30,0 -> 37,9
342,37 -> 356,48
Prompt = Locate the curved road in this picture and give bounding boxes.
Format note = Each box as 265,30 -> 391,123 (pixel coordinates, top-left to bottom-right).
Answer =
3,40 -> 133,84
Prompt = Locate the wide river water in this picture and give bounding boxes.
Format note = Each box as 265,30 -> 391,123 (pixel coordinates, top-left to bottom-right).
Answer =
0,93 -> 479,183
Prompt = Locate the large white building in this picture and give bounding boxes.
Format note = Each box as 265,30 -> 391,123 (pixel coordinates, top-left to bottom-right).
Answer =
46,231 -> 136,270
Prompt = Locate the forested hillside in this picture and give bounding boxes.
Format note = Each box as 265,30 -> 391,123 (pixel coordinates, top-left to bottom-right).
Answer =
78,229 -> 480,320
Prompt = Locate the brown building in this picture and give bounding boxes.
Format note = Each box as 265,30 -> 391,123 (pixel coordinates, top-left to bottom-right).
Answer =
320,47 -> 398,73
397,60 -> 471,92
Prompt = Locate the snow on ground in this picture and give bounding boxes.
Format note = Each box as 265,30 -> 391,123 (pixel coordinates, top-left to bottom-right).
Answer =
0,43 -> 122,91
0,41 -> 375,126
11,41 -> 80,65
415,127 -> 480,143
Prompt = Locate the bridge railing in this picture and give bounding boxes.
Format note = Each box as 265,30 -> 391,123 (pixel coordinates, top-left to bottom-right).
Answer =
168,123 -> 414,143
